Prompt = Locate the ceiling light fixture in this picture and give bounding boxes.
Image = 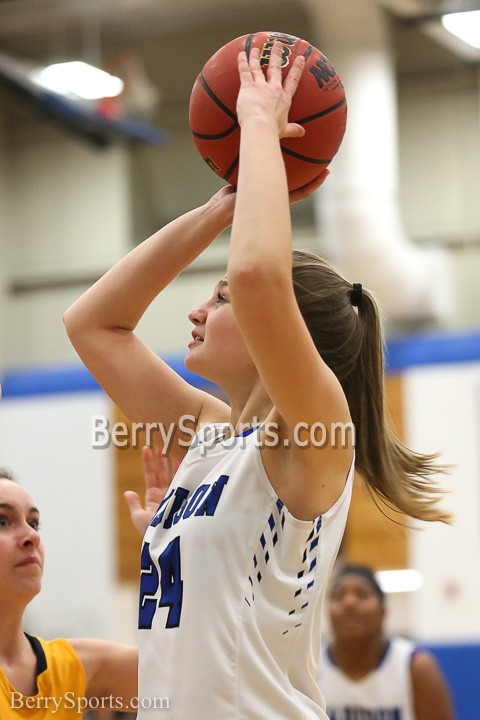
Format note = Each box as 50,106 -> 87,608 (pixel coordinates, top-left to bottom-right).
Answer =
441,10 -> 480,49
375,568 -> 424,594
33,61 -> 124,101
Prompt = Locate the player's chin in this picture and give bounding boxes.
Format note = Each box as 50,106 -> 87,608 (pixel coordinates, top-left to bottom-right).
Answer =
17,576 -> 43,602
184,345 -> 203,372
185,347 -> 217,383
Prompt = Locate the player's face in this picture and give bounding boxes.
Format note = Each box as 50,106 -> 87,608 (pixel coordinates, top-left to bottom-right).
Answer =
328,575 -> 385,641
0,480 -> 44,604
185,277 -> 257,386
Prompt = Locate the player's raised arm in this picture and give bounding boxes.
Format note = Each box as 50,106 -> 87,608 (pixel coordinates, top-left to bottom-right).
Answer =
228,43 -> 352,516
63,189 -> 234,459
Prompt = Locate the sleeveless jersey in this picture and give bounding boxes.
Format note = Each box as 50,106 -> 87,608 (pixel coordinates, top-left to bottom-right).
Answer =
0,636 -> 86,719
138,424 -> 353,719
317,636 -> 417,720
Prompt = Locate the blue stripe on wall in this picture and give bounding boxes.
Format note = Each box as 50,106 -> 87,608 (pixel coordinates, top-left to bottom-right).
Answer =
1,331 -> 480,398
0,356 -> 219,398
386,330 -> 480,372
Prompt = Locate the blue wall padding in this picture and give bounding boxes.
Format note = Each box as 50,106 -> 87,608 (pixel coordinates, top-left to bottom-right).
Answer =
1,331 -> 480,398
0,355 -> 219,398
424,642 -> 480,720
386,330 -> 480,371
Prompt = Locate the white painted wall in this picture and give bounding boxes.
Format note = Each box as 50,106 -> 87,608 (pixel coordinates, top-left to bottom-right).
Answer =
2,132 -> 131,368
4,135 -> 131,279
0,392 -> 126,642
0,112 -> 8,372
398,74 -> 480,243
405,364 -> 480,642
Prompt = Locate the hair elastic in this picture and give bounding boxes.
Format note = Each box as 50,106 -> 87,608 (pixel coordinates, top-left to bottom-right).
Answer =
350,283 -> 363,308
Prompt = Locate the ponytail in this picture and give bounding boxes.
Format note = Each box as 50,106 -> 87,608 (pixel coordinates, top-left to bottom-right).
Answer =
345,289 -> 450,523
292,249 -> 451,524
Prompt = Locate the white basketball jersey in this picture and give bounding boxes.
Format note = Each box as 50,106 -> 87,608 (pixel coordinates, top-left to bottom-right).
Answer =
138,424 -> 353,719
317,637 -> 417,720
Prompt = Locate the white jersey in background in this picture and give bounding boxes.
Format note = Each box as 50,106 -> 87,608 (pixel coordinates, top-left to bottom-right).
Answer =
137,424 -> 353,719
317,636 -> 417,720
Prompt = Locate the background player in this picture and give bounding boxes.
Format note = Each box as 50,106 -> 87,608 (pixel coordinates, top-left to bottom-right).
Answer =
0,448 -> 169,718
317,564 -> 455,720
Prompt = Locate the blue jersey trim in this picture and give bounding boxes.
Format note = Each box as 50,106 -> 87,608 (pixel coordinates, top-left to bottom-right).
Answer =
1,331 -> 480,398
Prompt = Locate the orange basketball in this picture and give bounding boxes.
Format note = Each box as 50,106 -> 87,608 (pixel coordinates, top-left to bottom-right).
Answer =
189,31 -> 347,192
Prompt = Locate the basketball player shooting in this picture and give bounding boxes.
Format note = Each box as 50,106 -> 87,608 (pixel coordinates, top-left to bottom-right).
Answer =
64,40 -> 450,719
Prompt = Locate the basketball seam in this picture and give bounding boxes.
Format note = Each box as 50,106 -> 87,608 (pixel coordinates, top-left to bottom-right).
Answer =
198,72 -> 237,121
303,45 -> 315,61
245,34 -> 254,59
192,123 -> 238,141
223,155 -> 239,182
280,146 -> 331,164
294,97 -> 347,126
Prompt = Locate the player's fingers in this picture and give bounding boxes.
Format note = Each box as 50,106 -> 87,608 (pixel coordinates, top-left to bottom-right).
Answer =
237,50 -> 252,84
124,490 -> 141,513
282,122 -> 305,139
267,41 -> 283,80
141,445 -> 158,489
154,446 -> 172,489
248,46 -> 264,80
283,54 -> 305,97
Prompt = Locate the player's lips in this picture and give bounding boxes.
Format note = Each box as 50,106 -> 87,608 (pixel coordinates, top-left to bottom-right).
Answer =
337,611 -> 363,624
16,556 -> 41,568
188,331 -> 204,347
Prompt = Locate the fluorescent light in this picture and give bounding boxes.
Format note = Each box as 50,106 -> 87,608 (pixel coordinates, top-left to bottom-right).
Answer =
375,569 -> 423,594
441,10 -> 480,49
33,61 -> 124,100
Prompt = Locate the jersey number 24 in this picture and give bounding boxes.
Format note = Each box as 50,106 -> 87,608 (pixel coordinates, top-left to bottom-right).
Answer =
138,539 -> 183,629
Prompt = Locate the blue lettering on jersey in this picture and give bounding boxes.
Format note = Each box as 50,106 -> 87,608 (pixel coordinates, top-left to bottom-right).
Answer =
194,474 -> 229,516
182,484 -> 210,518
138,541 -> 159,629
150,487 -> 175,527
329,708 -> 402,720
139,537 -> 183,629
151,474 -> 230,529
139,474 -> 230,629
158,536 -> 183,627
163,487 -> 190,529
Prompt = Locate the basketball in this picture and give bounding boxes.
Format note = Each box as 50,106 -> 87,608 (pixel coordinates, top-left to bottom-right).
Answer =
189,31 -> 347,192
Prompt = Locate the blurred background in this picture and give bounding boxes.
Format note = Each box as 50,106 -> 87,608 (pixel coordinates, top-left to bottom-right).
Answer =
0,1 -> 479,717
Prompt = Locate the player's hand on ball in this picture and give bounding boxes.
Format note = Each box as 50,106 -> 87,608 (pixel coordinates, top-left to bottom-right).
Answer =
236,41 -> 306,140
124,446 -> 178,536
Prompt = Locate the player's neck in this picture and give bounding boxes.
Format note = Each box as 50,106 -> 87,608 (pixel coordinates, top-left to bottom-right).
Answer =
0,630 -> 38,696
228,382 -> 272,433
329,635 -> 388,679
0,611 -> 30,664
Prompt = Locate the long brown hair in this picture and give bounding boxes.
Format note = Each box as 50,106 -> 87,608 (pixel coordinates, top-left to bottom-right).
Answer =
292,249 -> 451,524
